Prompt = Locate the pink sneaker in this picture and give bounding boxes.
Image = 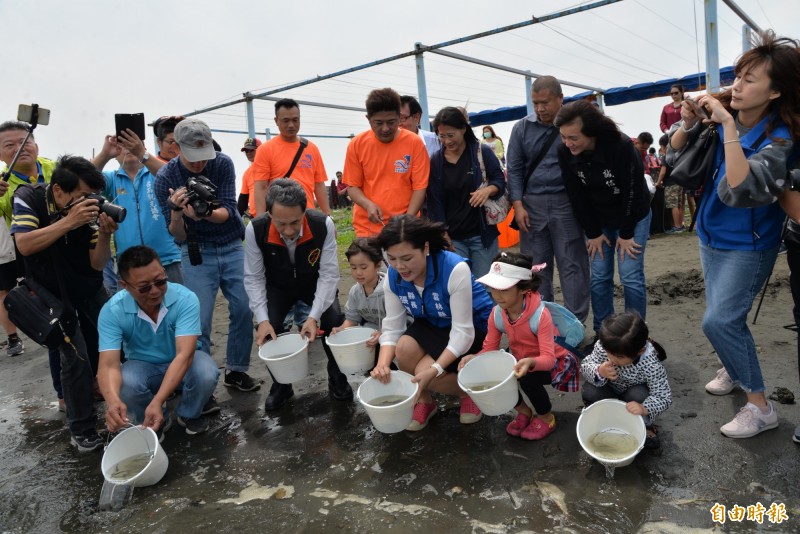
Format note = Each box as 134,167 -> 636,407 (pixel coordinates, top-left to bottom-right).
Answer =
459,397 -> 483,424
406,401 -> 437,431
521,415 -> 556,440
506,413 -> 531,437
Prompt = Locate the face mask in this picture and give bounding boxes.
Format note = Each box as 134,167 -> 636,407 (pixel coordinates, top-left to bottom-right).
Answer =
483,132 -> 492,139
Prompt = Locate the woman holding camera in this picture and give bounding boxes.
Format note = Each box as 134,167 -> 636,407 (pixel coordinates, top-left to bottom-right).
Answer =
667,31 -> 800,439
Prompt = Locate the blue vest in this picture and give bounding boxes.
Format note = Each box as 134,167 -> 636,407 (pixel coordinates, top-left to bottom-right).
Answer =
697,115 -> 789,251
388,250 -> 493,331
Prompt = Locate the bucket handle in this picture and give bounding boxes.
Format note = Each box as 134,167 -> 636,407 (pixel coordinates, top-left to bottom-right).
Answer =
104,422 -> 155,460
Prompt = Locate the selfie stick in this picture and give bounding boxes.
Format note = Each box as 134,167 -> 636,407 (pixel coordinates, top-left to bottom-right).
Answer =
1,104 -> 41,182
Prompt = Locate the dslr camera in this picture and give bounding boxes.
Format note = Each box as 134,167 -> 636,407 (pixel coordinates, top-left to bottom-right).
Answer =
84,193 -> 127,223
185,175 -> 221,218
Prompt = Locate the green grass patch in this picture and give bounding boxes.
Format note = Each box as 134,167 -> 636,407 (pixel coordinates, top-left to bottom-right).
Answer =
332,208 -> 355,270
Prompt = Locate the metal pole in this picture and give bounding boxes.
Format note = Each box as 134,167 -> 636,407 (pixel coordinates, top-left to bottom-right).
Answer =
415,43 -> 431,131
742,25 -> 753,52
704,0 -> 721,92
265,128 -> 272,141
722,0 -> 763,33
597,93 -> 606,113
525,72 -> 533,115
245,94 -> 256,138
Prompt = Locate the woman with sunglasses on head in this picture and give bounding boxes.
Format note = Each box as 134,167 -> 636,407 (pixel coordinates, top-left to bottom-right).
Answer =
667,31 -> 800,439
370,215 -> 495,430
660,84 -> 685,134
426,107 -> 506,278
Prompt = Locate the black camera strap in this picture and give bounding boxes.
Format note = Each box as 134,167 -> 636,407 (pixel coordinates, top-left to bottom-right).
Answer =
285,137 -> 309,178
521,127 -> 559,195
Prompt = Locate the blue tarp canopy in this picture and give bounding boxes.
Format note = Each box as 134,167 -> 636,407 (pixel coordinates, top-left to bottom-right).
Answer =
468,66 -> 735,127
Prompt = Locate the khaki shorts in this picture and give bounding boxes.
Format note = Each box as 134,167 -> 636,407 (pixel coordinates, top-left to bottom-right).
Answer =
664,185 -> 683,209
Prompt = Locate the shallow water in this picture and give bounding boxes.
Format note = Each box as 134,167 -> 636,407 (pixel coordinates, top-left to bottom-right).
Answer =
108,453 -> 152,482
586,430 -> 639,460
465,381 -> 501,392
366,395 -> 408,407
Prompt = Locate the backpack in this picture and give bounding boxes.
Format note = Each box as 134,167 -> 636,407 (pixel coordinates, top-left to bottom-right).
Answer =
493,300 -> 585,353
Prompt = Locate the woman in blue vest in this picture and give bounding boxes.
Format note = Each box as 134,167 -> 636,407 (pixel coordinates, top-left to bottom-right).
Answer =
667,31 -> 800,440
371,215 -> 494,431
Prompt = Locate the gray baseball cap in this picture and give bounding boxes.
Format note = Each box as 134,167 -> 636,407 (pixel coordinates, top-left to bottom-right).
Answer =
174,118 -> 217,162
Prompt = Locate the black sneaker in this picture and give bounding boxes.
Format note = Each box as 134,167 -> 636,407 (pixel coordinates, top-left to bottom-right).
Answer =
156,412 -> 174,443
224,371 -> 261,392
70,431 -> 104,453
6,336 -> 23,357
264,383 -> 294,411
328,376 -> 353,402
177,415 -> 209,435
201,395 -> 221,415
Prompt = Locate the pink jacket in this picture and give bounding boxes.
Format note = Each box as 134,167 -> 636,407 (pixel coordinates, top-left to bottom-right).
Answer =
480,291 -> 568,371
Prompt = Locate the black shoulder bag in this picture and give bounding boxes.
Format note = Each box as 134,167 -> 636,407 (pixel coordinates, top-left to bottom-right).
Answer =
284,137 -> 309,178
4,187 -> 76,349
509,128 -> 559,230
669,123 -> 719,190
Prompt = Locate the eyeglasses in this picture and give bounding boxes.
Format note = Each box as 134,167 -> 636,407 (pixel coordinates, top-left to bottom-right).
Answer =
437,132 -> 458,140
125,276 -> 168,294
399,114 -> 411,121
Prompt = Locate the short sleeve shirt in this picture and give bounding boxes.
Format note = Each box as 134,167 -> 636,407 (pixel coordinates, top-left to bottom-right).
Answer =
98,283 -> 202,364
250,137 -> 328,210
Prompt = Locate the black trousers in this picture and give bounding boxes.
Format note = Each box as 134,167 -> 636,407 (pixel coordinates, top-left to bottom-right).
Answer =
519,371 -> 553,415
785,232 -> 800,383
267,286 -> 345,384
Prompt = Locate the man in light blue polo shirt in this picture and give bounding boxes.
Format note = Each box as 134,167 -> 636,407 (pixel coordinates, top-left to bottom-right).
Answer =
97,246 -> 218,436
92,132 -> 183,285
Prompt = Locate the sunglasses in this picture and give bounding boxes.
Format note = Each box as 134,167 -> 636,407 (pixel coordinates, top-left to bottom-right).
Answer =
670,92 -> 680,96
125,276 -> 168,294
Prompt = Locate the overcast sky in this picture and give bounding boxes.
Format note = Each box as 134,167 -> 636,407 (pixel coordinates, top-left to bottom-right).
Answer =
2,0 -> 797,190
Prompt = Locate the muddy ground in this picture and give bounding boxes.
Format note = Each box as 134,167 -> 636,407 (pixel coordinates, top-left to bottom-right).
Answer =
0,230 -> 798,533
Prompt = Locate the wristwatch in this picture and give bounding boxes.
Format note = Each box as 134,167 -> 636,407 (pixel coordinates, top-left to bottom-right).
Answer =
140,152 -> 150,164
431,362 -> 445,377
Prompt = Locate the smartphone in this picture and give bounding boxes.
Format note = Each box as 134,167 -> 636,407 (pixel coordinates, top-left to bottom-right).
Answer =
115,113 -> 146,141
17,104 -> 50,126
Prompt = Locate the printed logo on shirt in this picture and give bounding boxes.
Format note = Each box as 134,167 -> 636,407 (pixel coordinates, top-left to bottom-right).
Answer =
116,187 -> 128,196
394,155 -> 411,173
602,169 -> 614,179
308,248 -> 321,267
298,154 -> 313,170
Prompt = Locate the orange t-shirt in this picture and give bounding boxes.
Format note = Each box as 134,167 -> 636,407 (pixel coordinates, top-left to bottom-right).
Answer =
250,136 -> 327,210
342,128 -> 430,237
239,165 -> 256,218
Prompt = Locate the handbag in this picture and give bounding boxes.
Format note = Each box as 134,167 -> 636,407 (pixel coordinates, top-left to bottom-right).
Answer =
5,277 -> 74,349
476,145 -> 510,225
669,123 -> 719,190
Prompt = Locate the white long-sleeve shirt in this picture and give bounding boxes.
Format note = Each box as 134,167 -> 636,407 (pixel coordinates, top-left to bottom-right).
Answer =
379,261 -> 475,357
243,215 -> 339,324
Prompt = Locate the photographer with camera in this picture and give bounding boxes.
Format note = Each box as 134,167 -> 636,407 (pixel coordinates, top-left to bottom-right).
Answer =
11,155 -> 118,452
154,118 -> 257,394
93,132 -> 183,284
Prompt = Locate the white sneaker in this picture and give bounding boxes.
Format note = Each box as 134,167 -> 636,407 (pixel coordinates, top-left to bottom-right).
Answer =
705,368 -> 736,395
720,402 -> 778,438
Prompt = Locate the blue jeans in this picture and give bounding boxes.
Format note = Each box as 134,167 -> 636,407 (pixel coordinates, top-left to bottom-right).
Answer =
120,351 -> 219,422
103,257 -> 118,295
700,243 -> 779,393
453,235 -> 499,278
181,241 -> 253,372
590,211 -> 651,331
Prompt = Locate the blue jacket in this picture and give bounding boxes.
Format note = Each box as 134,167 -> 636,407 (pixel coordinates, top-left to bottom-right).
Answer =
103,168 -> 181,264
697,114 -> 789,251
388,250 -> 494,332
427,140 -> 506,248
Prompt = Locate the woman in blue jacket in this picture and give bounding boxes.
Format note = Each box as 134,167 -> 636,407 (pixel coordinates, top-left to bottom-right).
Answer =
667,31 -> 800,439
426,107 -> 506,278
371,215 -> 495,431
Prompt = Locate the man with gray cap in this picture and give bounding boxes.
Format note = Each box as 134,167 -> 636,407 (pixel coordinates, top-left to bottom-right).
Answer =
155,118 -> 258,406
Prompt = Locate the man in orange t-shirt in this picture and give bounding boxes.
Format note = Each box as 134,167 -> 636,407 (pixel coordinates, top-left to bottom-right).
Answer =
343,88 -> 429,237
237,137 -> 261,218
251,99 -> 331,216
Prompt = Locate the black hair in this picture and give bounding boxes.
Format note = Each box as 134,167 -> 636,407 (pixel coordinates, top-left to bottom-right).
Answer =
482,125 -> 501,142
266,178 -> 307,211
659,133 -> 669,148
637,132 -> 654,145
0,120 -> 32,137
670,84 -> 685,97
345,237 -> 383,264
377,215 -> 450,254
366,88 -> 401,117
598,311 -> 649,359
274,98 -> 299,115
532,75 -> 563,97
433,107 -> 478,144
154,117 -> 181,140
118,245 -> 161,279
51,155 -> 105,193
400,95 -> 422,116
554,100 -> 621,140
492,251 -> 541,292
648,147 -> 656,154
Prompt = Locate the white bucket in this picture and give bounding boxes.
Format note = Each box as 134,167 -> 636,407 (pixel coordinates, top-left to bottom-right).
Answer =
258,333 -> 309,384
101,426 -> 168,488
326,327 -> 375,375
457,350 -> 519,416
576,399 -> 646,468
356,371 -> 419,433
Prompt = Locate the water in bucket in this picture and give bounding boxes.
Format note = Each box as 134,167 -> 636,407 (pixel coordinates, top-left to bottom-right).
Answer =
367,395 -> 407,407
585,430 -> 640,461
